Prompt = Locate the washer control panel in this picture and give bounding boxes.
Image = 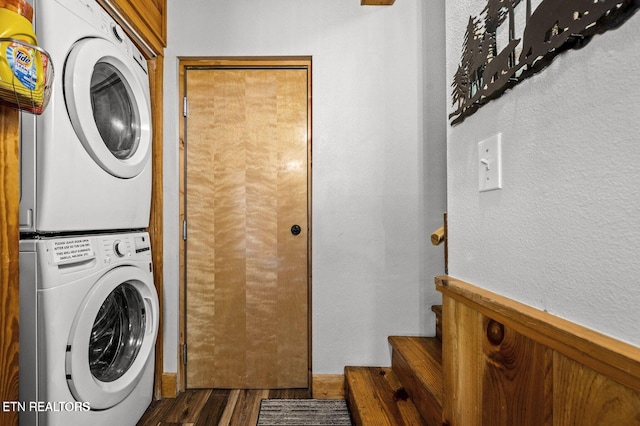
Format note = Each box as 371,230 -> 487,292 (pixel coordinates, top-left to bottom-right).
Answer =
46,232 -> 151,267
101,233 -> 151,263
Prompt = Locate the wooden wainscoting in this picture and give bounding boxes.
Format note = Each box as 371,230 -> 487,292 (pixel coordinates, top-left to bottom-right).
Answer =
436,276 -> 640,426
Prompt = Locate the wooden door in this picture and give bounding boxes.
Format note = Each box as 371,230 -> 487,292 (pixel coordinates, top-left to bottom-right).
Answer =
184,63 -> 310,389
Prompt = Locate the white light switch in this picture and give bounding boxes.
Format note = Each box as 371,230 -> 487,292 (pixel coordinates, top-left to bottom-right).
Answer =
478,134 -> 502,192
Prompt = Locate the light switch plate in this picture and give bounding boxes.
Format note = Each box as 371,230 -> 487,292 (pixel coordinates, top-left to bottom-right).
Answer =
478,134 -> 502,192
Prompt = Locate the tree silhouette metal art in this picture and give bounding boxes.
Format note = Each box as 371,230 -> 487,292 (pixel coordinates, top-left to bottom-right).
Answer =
449,0 -> 640,124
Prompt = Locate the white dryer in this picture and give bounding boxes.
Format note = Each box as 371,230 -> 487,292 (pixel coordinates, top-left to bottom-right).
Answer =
19,232 -> 158,426
20,0 -> 152,234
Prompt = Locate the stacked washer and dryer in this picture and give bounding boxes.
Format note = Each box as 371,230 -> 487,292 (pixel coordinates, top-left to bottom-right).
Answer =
19,0 -> 158,425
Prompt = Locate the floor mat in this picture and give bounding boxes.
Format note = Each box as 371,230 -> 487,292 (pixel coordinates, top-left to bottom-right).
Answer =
257,399 -> 353,426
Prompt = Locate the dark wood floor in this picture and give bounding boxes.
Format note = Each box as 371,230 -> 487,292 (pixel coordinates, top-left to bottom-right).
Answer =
137,388 -> 311,426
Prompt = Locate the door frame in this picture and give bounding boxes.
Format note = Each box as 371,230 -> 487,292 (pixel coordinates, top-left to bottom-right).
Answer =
177,57 -> 312,393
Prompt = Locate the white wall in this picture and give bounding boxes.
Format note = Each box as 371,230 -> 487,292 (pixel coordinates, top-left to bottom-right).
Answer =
446,2 -> 640,347
163,0 -> 447,374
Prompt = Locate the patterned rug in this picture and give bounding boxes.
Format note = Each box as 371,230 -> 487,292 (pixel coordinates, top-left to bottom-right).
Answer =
257,399 -> 353,426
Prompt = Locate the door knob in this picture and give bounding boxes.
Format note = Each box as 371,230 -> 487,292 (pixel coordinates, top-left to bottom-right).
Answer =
290,224 -> 302,236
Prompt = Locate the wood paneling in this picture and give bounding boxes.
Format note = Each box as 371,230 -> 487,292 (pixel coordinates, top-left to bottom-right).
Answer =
480,317 -> 551,426
442,295 -> 481,426
0,106 -> 20,426
184,63 -> 310,389
553,353 -> 640,425
437,275 -> 640,426
436,276 -> 640,393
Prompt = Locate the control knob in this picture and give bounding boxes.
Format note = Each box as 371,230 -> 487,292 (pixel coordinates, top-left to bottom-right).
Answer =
113,240 -> 126,257
111,23 -> 126,42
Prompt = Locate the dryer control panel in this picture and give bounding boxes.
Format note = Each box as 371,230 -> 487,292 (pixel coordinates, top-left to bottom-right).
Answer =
53,0 -> 148,74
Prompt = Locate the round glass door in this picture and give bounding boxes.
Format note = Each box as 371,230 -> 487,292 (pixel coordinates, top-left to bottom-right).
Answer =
64,38 -> 151,178
90,63 -> 140,162
66,266 -> 158,409
89,282 -> 146,383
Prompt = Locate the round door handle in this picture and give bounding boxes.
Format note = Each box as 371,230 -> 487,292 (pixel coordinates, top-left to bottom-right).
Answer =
291,224 -> 302,236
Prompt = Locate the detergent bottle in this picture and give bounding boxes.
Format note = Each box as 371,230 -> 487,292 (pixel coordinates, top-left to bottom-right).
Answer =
0,0 -> 49,113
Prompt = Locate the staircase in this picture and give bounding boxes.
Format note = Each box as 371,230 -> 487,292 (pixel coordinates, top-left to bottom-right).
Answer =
345,305 -> 444,426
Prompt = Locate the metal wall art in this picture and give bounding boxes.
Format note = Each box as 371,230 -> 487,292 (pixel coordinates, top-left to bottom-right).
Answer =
450,0 -> 640,124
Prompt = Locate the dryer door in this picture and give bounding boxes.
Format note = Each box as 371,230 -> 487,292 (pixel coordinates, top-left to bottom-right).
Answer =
64,37 -> 151,179
66,266 -> 158,409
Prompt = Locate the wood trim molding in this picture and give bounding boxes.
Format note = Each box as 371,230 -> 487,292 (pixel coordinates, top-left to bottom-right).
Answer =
178,56 -> 314,68
0,106 -> 20,426
435,275 -> 640,393
177,57 -> 313,392
312,374 -> 345,399
177,60 -> 186,394
147,55 -> 164,400
361,0 -> 396,5
161,373 -> 177,399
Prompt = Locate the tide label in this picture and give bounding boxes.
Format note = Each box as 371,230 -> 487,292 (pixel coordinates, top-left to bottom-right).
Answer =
6,42 -> 37,90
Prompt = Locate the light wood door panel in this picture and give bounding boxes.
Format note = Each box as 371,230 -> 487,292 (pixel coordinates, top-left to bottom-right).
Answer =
185,66 -> 309,389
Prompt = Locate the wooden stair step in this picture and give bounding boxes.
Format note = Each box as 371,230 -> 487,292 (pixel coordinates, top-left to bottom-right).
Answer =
345,366 -> 427,426
389,336 -> 443,426
431,305 -> 443,342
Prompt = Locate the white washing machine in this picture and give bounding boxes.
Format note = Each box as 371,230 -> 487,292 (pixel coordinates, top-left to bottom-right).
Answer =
20,0 -> 152,234
19,232 -> 159,426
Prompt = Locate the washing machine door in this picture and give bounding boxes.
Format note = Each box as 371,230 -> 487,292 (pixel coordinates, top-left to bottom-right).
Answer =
66,266 -> 158,410
64,37 -> 151,179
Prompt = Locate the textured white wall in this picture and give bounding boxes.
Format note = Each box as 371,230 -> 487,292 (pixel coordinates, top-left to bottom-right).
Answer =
163,0 -> 447,374
446,2 -> 640,347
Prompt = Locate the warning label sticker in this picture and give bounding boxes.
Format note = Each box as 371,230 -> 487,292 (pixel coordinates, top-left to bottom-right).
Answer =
51,238 -> 95,264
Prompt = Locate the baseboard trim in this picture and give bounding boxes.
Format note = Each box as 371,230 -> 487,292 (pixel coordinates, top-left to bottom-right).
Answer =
161,372 -> 177,398
312,374 -> 345,399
